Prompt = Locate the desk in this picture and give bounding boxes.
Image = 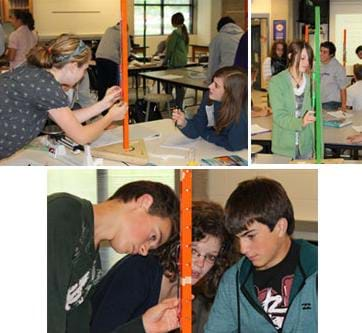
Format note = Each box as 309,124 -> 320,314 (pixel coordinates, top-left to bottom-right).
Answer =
190,44 -> 209,62
0,119 -> 248,166
252,112 -> 362,160
139,66 -> 209,97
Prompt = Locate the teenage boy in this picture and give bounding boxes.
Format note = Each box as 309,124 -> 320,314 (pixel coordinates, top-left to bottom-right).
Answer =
347,64 -> 362,111
48,180 -> 180,333
320,41 -> 349,112
204,177 -> 317,333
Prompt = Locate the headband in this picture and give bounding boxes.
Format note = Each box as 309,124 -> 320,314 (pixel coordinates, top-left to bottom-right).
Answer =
53,40 -> 87,63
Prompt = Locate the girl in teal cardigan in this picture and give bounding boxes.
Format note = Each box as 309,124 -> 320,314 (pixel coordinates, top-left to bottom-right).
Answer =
269,41 -> 316,159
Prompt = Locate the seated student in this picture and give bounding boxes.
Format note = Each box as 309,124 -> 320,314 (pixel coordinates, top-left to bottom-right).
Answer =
320,41 -> 349,112
48,180 -> 180,333
0,34 -> 127,160
90,201 -> 232,333
262,40 -> 288,83
269,41 -> 315,160
204,177 -> 318,333
251,65 -> 272,118
355,45 -> 362,60
6,10 -> 38,70
207,16 -> 244,82
346,64 -> 362,111
172,66 -> 248,151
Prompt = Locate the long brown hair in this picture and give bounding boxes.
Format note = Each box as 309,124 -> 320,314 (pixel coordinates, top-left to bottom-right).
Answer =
171,12 -> 189,45
213,66 -> 247,133
27,34 -> 91,69
287,40 -> 314,75
151,201 -> 233,298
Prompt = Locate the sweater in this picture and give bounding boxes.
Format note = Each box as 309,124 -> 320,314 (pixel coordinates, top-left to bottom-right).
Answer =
204,239 -> 318,333
165,27 -> 188,68
269,69 -> 314,158
180,92 -> 248,151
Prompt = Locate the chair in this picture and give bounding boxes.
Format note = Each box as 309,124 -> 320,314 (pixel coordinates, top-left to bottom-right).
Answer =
143,93 -> 173,121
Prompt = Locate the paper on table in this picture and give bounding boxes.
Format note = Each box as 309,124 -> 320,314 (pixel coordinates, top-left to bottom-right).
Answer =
352,125 -> 362,132
327,111 -> 353,119
91,127 -> 159,148
159,74 -> 183,79
251,124 -> 271,135
160,134 -> 200,148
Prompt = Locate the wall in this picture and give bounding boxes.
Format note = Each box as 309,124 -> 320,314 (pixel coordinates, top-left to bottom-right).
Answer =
330,1 -> 362,67
32,0 -> 222,56
33,0 -> 120,39
202,169 -> 318,223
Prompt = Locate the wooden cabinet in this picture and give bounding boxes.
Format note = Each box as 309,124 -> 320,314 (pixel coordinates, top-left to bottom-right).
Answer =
1,0 -> 33,22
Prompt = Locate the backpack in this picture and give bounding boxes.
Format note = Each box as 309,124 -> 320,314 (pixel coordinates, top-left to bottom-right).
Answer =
129,99 -> 163,123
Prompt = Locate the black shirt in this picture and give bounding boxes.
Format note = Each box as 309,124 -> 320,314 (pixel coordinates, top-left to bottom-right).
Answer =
253,241 -> 300,332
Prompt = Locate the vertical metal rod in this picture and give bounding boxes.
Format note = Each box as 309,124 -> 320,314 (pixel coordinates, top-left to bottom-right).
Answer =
180,169 -> 192,333
120,0 -> 129,149
314,6 -> 324,163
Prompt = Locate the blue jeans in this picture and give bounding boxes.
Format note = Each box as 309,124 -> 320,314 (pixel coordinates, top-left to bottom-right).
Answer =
322,101 -> 341,111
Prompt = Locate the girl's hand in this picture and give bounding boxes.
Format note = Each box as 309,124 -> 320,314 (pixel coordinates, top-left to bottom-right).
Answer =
102,86 -> 122,108
108,102 -> 128,121
302,110 -> 316,127
172,108 -> 186,128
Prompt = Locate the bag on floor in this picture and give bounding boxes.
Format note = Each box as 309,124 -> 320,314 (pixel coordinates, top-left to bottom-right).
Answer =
129,99 -> 163,123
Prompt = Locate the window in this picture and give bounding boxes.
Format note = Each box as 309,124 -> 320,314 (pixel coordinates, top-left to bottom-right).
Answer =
134,0 -> 194,36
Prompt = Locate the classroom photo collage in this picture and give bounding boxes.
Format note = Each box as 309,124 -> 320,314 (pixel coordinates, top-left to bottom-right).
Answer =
1,0 -> 362,332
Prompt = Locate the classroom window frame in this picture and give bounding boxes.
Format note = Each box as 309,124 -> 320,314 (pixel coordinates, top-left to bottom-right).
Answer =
134,0 -> 195,37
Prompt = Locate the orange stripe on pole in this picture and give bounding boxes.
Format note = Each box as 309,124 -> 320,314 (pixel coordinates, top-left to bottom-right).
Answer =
343,29 -> 347,68
120,0 -> 129,149
305,25 -> 309,43
180,169 -> 192,333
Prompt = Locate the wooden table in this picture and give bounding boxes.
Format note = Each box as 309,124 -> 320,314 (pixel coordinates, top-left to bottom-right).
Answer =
190,44 -> 209,62
0,119 -> 248,166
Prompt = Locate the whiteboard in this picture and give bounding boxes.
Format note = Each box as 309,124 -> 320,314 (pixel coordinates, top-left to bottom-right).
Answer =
330,1 -> 362,67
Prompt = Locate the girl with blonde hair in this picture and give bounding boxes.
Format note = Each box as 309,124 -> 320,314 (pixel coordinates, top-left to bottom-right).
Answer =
0,34 -> 126,160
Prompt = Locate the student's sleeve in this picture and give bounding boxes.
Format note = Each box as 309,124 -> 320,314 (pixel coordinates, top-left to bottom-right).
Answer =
179,97 -> 209,139
204,270 -> 238,333
269,76 -> 304,131
90,258 -> 156,333
336,64 -> 349,89
47,195 -> 81,333
207,37 -> 219,81
7,31 -> 18,50
200,109 -> 248,151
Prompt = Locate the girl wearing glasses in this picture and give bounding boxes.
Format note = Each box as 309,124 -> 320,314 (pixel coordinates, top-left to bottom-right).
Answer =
90,201 -> 233,333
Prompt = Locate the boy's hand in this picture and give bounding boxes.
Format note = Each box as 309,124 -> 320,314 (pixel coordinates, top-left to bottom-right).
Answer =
142,298 -> 179,333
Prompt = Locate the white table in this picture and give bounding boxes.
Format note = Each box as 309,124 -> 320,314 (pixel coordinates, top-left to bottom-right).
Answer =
0,119 -> 248,166
252,111 -> 362,159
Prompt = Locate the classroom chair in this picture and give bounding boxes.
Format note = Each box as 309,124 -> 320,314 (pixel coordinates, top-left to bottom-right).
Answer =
144,93 -> 173,121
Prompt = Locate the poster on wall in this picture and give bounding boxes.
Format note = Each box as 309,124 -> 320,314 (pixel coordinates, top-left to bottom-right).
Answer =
273,20 -> 286,40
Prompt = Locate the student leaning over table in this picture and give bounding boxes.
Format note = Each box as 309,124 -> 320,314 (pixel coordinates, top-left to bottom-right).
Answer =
90,201 -> 233,333
48,180 -> 181,333
269,41 -> 315,160
172,66 -> 248,151
0,34 -> 127,160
